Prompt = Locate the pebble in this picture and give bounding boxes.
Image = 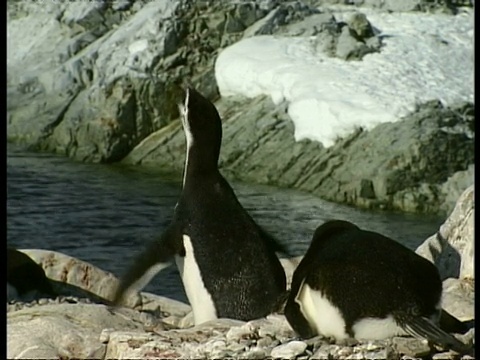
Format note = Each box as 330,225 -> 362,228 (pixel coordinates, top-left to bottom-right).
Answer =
432,351 -> 457,360
7,296 -> 96,313
238,346 -> 267,359
311,344 -> 341,359
392,337 -> 431,357
226,323 -> 255,342
271,340 -> 308,359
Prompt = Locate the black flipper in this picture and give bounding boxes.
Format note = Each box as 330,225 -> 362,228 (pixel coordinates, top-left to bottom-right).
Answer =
399,314 -> 473,355
112,223 -> 183,306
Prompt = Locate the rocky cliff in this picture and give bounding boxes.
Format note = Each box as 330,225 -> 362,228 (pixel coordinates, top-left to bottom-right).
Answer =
7,0 -> 474,215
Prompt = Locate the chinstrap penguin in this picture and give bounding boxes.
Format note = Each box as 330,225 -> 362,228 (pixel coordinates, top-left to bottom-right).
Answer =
112,86 -> 287,324
284,220 -> 472,355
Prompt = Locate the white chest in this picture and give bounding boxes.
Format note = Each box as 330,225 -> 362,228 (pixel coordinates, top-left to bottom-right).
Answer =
175,235 -> 217,325
296,281 -> 409,341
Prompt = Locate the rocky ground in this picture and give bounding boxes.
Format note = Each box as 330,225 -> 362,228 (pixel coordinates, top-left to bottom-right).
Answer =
7,0 -> 474,216
7,186 -> 475,359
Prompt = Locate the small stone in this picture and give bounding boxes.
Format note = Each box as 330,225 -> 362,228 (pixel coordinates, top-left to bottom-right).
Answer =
347,12 -> 375,40
393,337 -> 431,357
227,342 -> 246,353
99,328 -> 114,343
226,323 -> 255,342
271,340 -> 308,359
239,346 -> 267,359
337,346 -> 353,357
311,344 -> 341,359
256,336 -> 274,348
432,351 -> 456,360
177,311 -> 194,329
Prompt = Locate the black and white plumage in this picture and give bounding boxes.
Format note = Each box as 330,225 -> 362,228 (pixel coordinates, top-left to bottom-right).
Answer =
284,220 -> 472,354
113,87 -> 286,324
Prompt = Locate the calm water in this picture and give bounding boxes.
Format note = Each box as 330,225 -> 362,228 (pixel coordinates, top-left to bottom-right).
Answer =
7,146 -> 443,303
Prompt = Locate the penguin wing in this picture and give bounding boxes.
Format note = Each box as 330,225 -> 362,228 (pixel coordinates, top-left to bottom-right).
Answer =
112,222 -> 184,306
398,313 -> 472,355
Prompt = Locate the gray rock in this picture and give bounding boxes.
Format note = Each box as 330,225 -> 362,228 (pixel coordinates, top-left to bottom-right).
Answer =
441,277 -> 474,321
271,340 -> 308,359
311,344 -> 342,359
7,303 -> 146,359
310,0 -> 471,13
250,7 -> 382,61
252,314 -> 296,342
392,337 -> 431,357
347,12 -> 375,40
242,1 -> 319,38
124,96 -> 474,215
416,185 -> 474,280
276,12 -> 337,37
239,346 -> 268,359
10,0 -> 278,162
20,249 -> 119,301
335,25 -> 370,60
16,248 -> 192,317
8,0 -> 186,162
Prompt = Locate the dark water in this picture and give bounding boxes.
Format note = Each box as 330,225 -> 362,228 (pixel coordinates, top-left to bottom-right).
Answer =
7,146 -> 444,303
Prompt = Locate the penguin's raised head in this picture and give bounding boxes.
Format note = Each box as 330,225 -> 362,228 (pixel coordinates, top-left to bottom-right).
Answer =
178,87 -> 223,182
179,87 -> 222,154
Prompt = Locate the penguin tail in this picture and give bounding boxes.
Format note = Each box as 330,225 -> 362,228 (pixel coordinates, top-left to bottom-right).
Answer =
399,314 -> 473,355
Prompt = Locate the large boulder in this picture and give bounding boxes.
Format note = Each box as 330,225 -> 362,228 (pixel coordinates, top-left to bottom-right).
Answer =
16,249 -> 191,317
7,303 -> 147,359
416,185 -> 474,321
416,185 -> 474,280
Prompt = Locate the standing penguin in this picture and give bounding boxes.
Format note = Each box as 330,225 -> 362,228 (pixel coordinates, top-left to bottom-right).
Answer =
285,220 -> 472,354
113,87 -> 286,324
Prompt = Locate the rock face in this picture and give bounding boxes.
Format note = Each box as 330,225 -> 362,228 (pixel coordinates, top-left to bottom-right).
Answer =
416,185 -> 474,280
416,185 -> 474,321
7,0 -> 282,162
8,1 -> 473,215
125,97 -> 474,215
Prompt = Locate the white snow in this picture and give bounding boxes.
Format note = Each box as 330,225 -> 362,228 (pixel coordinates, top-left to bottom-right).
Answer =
215,8 -> 473,148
